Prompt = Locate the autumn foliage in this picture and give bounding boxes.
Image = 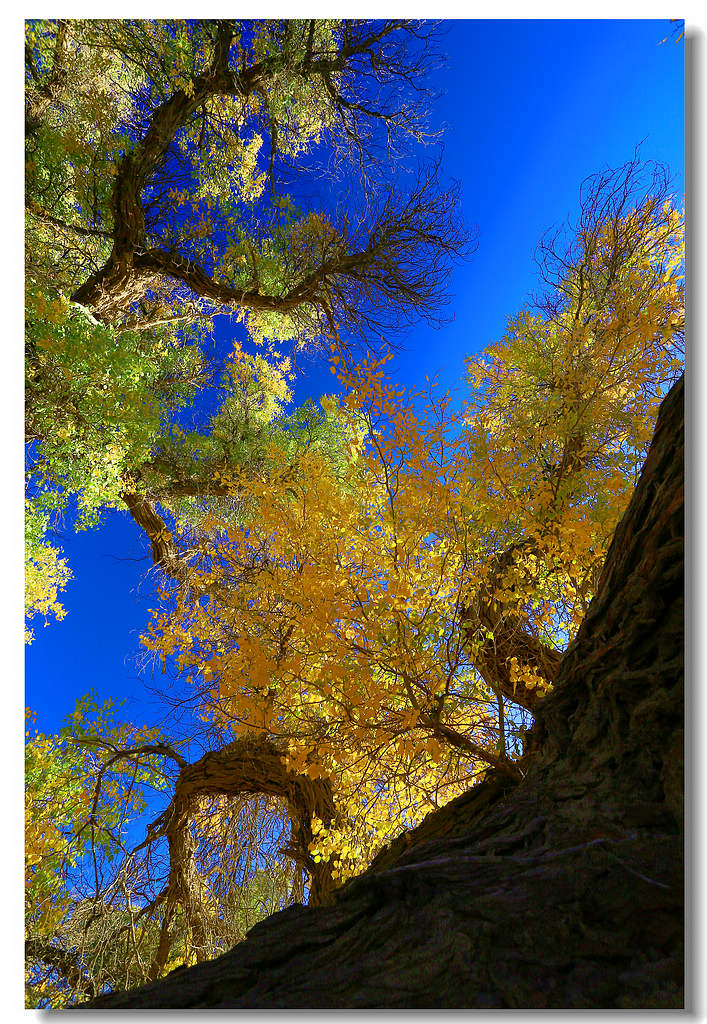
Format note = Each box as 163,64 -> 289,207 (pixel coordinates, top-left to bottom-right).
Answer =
25,17 -> 683,1007
142,166 -> 684,881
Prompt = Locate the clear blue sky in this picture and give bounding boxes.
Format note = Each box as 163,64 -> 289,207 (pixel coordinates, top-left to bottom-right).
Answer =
26,19 -> 684,737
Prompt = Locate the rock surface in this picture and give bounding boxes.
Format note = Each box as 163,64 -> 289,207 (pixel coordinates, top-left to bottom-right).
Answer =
84,376 -> 684,1010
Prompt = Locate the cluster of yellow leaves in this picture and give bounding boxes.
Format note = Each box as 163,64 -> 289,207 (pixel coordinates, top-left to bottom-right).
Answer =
25,712 -> 96,996
508,658 -> 551,698
142,193 -> 683,866
25,518 -> 72,645
32,291 -> 70,329
143,360 -> 507,856
462,199 -> 684,636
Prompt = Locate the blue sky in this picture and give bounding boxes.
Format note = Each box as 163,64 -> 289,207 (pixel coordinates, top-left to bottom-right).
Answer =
25,19 -> 684,738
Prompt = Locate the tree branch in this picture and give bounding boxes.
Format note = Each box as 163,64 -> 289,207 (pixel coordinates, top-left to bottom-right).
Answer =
121,489 -> 188,584
25,938 -> 98,1000
26,202 -> 112,239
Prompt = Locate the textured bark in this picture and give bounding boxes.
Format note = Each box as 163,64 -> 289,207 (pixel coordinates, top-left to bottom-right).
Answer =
84,374 -> 683,1009
70,24 -> 246,321
68,22 -> 440,329
140,735 -> 340,959
121,489 -> 187,583
465,596 -> 561,713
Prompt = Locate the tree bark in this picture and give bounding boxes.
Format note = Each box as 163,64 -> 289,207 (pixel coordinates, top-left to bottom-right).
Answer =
139,736 -> 340,954
82,374 -> 684,1009
67,21 -> 455,331
120,489 -> 187,583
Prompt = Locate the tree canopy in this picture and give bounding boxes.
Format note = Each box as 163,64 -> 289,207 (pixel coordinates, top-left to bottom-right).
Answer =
25,18 -> 684,1008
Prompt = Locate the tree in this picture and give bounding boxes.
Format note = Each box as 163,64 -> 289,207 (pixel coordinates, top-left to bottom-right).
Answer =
25,19 -> 684,1008
26,18 -> 466,357
25,18 -> 469,622
83,369 -> 686,1010
142,159 -> 683,879
24,697 -> 170,1006
25,707 -> 336,1005
458,158 -> 683,710
25,19 -> 473,1001
26,156 -> 683,1005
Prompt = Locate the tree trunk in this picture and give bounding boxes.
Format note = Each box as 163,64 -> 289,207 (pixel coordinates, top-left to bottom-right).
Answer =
83,375 -> 684,1009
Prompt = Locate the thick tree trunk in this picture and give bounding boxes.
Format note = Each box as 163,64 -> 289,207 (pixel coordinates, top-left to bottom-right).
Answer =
83,375 -> 683,1009
142,737 -> 340,927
